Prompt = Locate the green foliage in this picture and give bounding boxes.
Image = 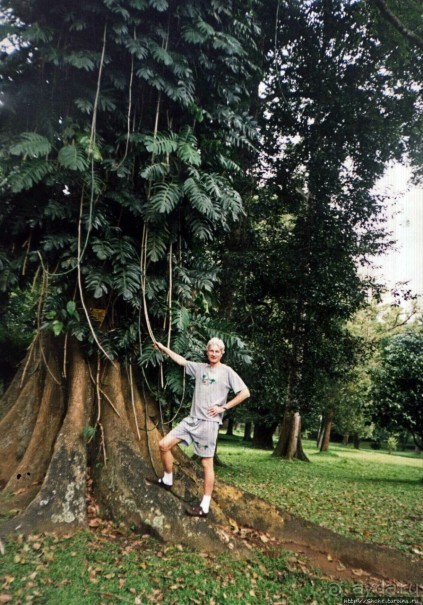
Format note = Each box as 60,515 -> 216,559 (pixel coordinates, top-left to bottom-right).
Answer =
386,435 -> 398,454
2,0 -> 420,447
371,328 -> 423,448
222,0 -> 423,437
81,425 -> 97,439
58,145 -> 89,171
0,0 -> 260,366
143,131 -> 178,155
6,160 -> 53,192
9,132 -> 52,158
0,287 -> 37,392
148,182 -> 182,215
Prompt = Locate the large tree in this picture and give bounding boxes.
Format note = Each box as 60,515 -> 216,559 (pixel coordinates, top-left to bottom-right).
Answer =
0,0 -> 266,549
252,0 -> 422,459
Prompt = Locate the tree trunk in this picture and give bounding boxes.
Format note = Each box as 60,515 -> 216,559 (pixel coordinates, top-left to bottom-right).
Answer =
316,415 -> 323,448
273,410 -> 309,461
252,422 -> 277,450
342,433 -> 349,445
319,409 -> 333,452
0,336 -> 246,552
226,417 -> 235,436
272,328 -> 309,461
243,421 -> 252,442
353,434 -> 360,449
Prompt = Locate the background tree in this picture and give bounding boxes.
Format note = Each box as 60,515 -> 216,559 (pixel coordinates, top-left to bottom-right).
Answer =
371,328 -> 423,449
252,0 -> 422,459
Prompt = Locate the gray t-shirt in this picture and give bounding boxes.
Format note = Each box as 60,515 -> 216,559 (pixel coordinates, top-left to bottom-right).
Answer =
185,361 -> 247,424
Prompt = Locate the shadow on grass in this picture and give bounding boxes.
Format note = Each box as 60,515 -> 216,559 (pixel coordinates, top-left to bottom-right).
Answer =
345,475 -> 422,486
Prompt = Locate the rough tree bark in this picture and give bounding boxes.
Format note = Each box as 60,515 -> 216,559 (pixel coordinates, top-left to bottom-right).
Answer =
273,410 -> 309,461
1,336 -> 422,585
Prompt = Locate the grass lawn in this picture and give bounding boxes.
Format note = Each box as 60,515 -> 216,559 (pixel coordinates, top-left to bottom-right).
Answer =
216,436 -> 423,555
1,437 -> 422,604
0,531 -> 362,605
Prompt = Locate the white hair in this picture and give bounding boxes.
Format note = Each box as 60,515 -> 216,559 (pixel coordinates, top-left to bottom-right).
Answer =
207,337 -> 225,354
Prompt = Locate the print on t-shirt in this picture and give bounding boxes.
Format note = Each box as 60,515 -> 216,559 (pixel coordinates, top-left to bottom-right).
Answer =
201,372 -> 216,386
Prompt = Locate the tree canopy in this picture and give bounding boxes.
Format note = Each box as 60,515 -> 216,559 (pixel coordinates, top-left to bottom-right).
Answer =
216,0 -> 423,455
372,328 -> 423,449
0,0 -> 260,385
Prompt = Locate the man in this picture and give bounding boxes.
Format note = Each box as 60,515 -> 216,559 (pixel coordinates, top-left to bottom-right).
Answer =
147,337 -> 250,517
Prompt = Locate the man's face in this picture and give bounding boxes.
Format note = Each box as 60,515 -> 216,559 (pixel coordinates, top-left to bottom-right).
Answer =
207,346 -> 223,366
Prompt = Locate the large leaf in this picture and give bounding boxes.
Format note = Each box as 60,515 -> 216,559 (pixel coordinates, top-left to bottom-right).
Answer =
140,162 -> 170,181
58,144 -> 89,171
146,227 -> 169,262
112,262 -> 141,302
65,51 -> 96,71
10,133 -> 52,158
148,40 -> 173,66
8,160 -> 52,192
149,182 -> 182,214
143,131 -> 178,155
148,0 -> 168,11
183,177 -> 216,219
177,141 -> 201,166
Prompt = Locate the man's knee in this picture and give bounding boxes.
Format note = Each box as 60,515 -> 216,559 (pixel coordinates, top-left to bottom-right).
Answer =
159,438 -> 170,452
159,436 -> 179,452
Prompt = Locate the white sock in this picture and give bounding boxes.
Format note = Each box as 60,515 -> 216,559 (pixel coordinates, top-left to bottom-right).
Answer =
200,495 -> 211,513
162,472 -> 173,486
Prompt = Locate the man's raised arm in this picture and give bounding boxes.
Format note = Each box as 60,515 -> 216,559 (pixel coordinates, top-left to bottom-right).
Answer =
154,342 -> 187,367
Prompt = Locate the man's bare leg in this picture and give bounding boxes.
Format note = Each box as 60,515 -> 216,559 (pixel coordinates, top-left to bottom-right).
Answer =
199,457 -> 214,513
158,435 -> 181,483
201,457 -> 215,496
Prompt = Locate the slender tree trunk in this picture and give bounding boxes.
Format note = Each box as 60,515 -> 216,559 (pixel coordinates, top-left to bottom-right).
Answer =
316,415 -> 323,448
272,360 -> 309,461
342,433 -> 349,445
319,409 -> 333,452
353,434 -> 360,449
243,421 -> 252,442
226,417 -> 235,436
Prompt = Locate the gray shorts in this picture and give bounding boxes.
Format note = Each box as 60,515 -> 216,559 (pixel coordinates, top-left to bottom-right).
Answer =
167,416 -> 219,457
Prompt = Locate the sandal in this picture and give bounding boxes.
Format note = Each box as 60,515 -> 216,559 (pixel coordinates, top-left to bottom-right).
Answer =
145,476 -> 172,491
186,505 -> 208,518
